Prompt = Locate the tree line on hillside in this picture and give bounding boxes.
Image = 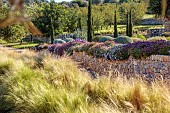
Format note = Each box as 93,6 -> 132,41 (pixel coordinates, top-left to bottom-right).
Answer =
0,0 -> 168,42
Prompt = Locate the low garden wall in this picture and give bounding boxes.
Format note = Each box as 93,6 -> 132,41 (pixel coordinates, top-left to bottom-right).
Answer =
72,52 -> 170,82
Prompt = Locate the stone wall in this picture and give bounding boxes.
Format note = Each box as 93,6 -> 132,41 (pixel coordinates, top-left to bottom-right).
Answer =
72,52 -> 170,82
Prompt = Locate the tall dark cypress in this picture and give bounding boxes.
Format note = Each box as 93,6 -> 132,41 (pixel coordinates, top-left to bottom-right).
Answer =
114,10 -> 118,38
78,17 -> 82,31
128,9 -> 133,37
50,0 -> 55,44
87,0 -> 93,42
126,12 -> 129,36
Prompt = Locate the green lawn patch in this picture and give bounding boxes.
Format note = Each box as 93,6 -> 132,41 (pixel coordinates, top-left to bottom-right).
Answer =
3,42 -> 39,49
12,43 -> 38,49
143,14 -> 155,19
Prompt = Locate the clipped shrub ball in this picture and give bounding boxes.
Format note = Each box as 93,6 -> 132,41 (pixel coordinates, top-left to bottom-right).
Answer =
92,35 -> 102,42
98,36 -> 114,42
132,38 -> 143,42
147,37 -> 167,42
63,38 -> 74,42
73,34 -> 78,39
137,34 -> 146,40
166,37 -> 170,40
53,39 -> 66,44
114,36 -> 133,44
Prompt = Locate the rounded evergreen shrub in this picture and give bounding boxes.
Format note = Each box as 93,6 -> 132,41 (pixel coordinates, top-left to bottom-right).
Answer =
137,34 -> 146,40
98,36 -> 114,42
132,38 -> 143,42
166,37 -> 170,40
147,37 -> 167,42
63,38 -> 74,42
114,36 -> 133,44
92,35 -> 102,42
53,39 -> 66,44
73,34 -> 78,39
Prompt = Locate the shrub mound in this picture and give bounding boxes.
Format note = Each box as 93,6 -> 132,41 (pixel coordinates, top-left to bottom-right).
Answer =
53,39 -> 66,44
114,36 -> 133,44
137,34 -> 146,40
132,38 -> 143,42
98,36 -> 114,42
49,40 -> 170,60
167,37 -> 170,40
147,36 -> 167,41
63,38 -> 74,42
92,35 -> 102,42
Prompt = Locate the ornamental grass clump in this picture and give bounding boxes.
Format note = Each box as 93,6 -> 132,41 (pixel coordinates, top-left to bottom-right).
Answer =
0,48 -> 170,113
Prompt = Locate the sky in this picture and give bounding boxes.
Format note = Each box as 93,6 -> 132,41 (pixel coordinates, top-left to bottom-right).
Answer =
55,0 -> 72,2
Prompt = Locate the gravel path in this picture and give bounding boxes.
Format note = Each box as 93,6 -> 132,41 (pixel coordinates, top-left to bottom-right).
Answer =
0,44 -> 26,53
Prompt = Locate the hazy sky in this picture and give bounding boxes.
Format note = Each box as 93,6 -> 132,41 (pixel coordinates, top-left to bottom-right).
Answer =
56,0 -> 72,2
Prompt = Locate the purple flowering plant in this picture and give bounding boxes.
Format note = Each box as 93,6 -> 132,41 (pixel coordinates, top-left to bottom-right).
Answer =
129,40 -> 170,59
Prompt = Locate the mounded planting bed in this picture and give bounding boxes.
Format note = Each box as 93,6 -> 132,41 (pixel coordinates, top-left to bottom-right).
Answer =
45,39 -> 170,82
72,52 -> 170,83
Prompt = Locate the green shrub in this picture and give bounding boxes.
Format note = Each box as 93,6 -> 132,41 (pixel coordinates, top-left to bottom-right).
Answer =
94,32 -> 101,36
33,39 -> 44,43
79,42 -> 96,52
0,38 -> 7,44
161,32 -> 170,37
92,35 -> 102,42
22,38 -> 30,42
147,37 -> 167,41
137,34 -> 146,40
132,38 -> 143,42
53,39 -> 66,44
98,36 -> 114,42
73,34 -> 78,39
63,38 -> 74,42
114,36 -> 133,44
166,37 -> 170,40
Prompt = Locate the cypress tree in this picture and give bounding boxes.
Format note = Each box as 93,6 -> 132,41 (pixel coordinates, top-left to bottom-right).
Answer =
128,9 -> 133,37
50,0 -> 54,44
87,0 -> 93,42
78,17 -> 82,31
92,17 -> 94,36
114,10 -> 118,38
126,12 -> 129,36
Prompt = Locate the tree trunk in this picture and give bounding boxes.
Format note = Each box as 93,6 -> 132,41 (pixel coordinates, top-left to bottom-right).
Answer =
87,0 -> 93,42
114,10 -> 118,38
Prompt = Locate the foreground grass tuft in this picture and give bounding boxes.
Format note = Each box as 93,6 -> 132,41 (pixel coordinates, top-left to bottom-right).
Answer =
0,48 -> 170,113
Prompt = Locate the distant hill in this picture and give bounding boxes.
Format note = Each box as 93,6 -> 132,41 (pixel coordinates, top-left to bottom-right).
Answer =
25,0 -> 48,3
